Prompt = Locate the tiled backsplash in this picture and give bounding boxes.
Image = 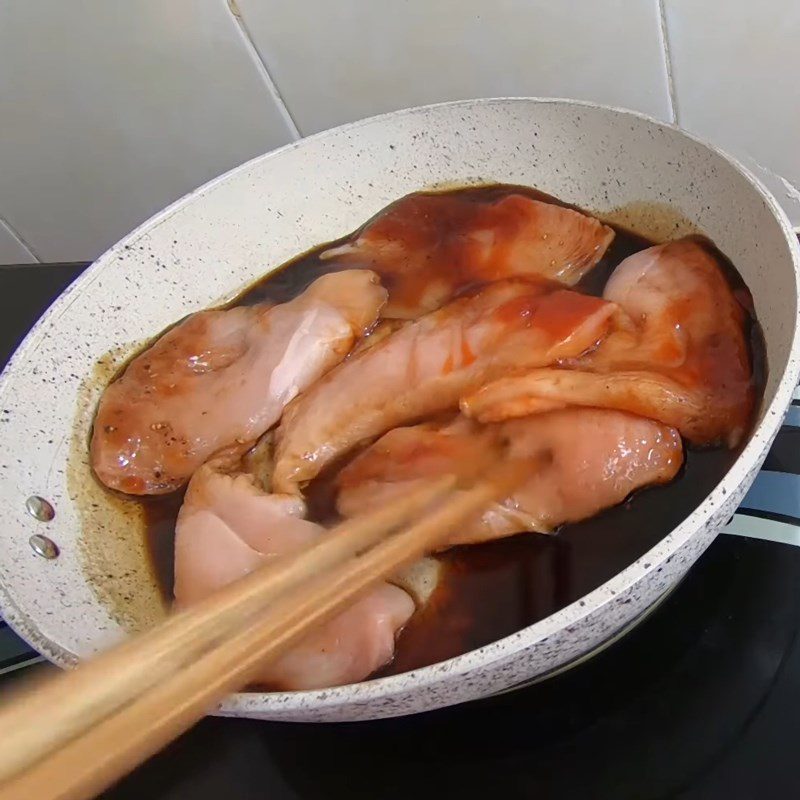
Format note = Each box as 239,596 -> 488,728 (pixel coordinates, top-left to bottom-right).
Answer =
1,0 -> 798,264
235,0 -> 672,132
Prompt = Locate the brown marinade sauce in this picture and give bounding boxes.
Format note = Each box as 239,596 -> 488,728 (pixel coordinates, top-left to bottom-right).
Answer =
139,184 -> 766,677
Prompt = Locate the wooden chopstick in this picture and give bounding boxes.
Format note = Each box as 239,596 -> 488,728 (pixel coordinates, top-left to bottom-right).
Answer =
0,460 -> 529,800
0,474 -> 455,784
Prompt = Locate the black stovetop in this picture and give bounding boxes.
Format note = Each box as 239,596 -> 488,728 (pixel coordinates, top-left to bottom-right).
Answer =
3,263 -> 800,800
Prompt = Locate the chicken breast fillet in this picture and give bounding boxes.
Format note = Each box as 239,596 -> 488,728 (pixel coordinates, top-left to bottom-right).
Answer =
273,279 -> 617,494
173,455 -> 414,691
337,410 -> 683,545
92,270 -> 386,494
322,192 -> 615,317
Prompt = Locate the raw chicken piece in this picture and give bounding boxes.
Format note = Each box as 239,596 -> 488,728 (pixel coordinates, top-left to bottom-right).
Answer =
91,270 -> 386,495
272,279 -> 617,494
260,583 -> 415,691
336,416 -> 496,509
173,456 -> 415,691
599,237 -> 752,380
322,192 -> 615,317
462,369 -> 708,438
337,410 -> 683,545
462,239 -> 755,447
173,461 -> 319,607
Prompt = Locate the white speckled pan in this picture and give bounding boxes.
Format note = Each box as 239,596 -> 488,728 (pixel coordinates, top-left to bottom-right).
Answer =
1,99 -> 799,722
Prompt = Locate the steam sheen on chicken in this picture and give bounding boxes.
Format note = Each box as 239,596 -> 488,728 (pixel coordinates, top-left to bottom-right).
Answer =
462,239 -> 754,446
272,279 -> 617,494
322,192 -> 615,317
336,409 -> 683,545
173,456 -> 414,690
91,270 -> 386,495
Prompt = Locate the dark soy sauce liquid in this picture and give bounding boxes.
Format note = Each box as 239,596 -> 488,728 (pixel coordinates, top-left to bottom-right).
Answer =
142,184 -> 766,678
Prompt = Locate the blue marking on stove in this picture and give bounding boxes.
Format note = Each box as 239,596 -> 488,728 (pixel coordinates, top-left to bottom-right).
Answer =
740,470 -> 800,518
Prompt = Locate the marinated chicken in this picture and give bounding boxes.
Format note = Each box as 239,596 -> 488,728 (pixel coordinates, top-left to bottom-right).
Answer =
173,455 -> 414,690
91,270 -> 386,494
462,239 -> 754,446
273,279 -> 616,493
89,184 -> 762,692
337,409 -> 683,545
322,192 -> 615,317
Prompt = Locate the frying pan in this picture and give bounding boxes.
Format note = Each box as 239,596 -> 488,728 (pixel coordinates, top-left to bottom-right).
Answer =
1,98 -> 798,722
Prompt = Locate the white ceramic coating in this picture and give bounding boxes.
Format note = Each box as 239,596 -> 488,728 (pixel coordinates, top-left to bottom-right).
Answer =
0,99 -> 798,722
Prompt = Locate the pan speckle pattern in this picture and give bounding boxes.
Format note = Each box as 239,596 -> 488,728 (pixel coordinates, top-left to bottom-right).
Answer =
0,99 -> 798,721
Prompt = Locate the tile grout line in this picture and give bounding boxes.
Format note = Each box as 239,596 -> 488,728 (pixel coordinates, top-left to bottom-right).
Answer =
225,0 -> 302,141
656,0 -> 679,125
0,215 -> 41,263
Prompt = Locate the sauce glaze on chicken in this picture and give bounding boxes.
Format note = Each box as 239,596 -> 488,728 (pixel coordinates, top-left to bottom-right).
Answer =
90,185 -> 765,688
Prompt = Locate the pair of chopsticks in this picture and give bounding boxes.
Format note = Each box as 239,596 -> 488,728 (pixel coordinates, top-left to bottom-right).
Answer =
0,460 -> 529,800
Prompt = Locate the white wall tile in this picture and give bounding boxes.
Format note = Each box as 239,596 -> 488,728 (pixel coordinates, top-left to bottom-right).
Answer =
0,219 -> 37,265
0,1 -> 297,263
236,0 -> 672,135
664,0 -> 800,198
